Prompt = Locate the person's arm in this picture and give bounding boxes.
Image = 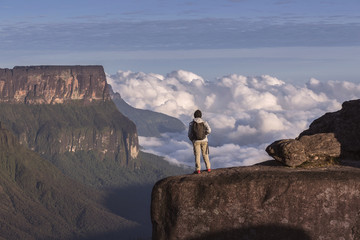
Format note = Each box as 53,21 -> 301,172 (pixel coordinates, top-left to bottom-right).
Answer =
205,121 -> 211,135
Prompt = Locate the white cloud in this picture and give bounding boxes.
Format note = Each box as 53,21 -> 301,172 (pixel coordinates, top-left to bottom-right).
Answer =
210,143 -> 270,168
166,70 -> 205,85
139,134 -> 194,166
256,110 -> 288,133
210,115 -> 236,130
108,70 -> 360,169
229,125 -> 257,138
306,78 -> 360,104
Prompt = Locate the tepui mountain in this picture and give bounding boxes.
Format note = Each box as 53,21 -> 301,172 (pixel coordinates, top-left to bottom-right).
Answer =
0,65 -> 189,239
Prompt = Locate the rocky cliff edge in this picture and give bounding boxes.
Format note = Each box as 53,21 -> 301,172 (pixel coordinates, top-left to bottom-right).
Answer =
151,164 -> 360,240
0,65 -> 110,104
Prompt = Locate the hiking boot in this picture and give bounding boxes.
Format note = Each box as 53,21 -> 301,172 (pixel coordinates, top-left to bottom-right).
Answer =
194,170 -> 201,174
207,169 -> 211,173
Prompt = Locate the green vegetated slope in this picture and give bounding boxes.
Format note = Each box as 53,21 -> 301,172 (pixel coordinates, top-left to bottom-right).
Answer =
0,99 -> 190,239
111,91 -> 185,137
53,150 -> 190,188
0,100 -> 136,165
0,101 -> 189,189
0,125 -> 137,240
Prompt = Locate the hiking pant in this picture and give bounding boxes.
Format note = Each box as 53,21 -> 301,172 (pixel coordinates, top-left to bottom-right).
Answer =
193,141 -> 211,171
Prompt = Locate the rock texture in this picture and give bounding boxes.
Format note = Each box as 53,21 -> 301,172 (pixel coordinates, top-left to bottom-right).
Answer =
266,133 -> 341,167
0,65 -> 110,104
266,99 -> 360,167
151,165 -> 360,240
299,99 -> 360,159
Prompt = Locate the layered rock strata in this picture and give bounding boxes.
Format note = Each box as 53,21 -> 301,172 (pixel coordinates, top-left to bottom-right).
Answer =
0,65 -> 110,104
151,165 -> 360,240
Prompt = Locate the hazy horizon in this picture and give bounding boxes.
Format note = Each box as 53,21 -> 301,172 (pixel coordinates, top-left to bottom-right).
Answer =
1,0 -> 359,84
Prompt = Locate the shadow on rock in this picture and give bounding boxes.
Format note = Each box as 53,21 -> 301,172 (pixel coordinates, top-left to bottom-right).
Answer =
188,225 -> 311,240
339,159 -> 360,168
255,160 -> 284,166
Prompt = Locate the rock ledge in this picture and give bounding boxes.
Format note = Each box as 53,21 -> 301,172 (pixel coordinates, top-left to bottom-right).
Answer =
151,164 -> 360,240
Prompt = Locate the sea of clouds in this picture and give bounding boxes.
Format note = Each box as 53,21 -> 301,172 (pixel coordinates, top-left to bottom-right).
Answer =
107,70 -> 360,169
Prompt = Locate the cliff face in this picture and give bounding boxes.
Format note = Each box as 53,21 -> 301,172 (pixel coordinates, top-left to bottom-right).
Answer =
0,66 -> 138,167
0,102 -> 139,163
0,122 -> 138,240
152,165 -> 360,240
0,65 -> 110,104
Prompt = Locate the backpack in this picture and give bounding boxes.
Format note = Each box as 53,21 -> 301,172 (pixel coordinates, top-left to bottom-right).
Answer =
192,121 -> 206,140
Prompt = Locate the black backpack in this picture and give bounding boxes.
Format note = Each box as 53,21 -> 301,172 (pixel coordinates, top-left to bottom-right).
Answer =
192,121 -> 206,140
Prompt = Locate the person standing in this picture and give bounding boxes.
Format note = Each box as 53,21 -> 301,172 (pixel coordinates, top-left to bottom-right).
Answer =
188,110 -> 211,174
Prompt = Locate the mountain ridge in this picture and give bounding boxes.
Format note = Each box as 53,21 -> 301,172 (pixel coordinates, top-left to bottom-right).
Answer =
110,87 -> 185,137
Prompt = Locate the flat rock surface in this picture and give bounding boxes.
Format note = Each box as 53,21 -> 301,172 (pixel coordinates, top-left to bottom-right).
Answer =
152,162 -> 360,240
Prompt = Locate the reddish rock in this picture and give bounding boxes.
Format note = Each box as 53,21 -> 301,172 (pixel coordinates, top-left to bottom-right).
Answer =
0,65 -> 110,104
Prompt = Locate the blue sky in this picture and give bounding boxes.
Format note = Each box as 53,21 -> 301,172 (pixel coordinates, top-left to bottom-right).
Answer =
0,0 -> 359,82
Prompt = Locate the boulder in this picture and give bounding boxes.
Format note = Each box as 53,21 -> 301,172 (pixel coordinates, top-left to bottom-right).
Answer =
266,99 -> 360,167
299,133 -> 341,161
266,133 -> 341,167
300,99 -> 360,159
265,139 -> 307,167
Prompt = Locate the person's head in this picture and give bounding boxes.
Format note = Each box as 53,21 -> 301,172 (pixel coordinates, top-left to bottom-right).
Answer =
194,110 -> 202,118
